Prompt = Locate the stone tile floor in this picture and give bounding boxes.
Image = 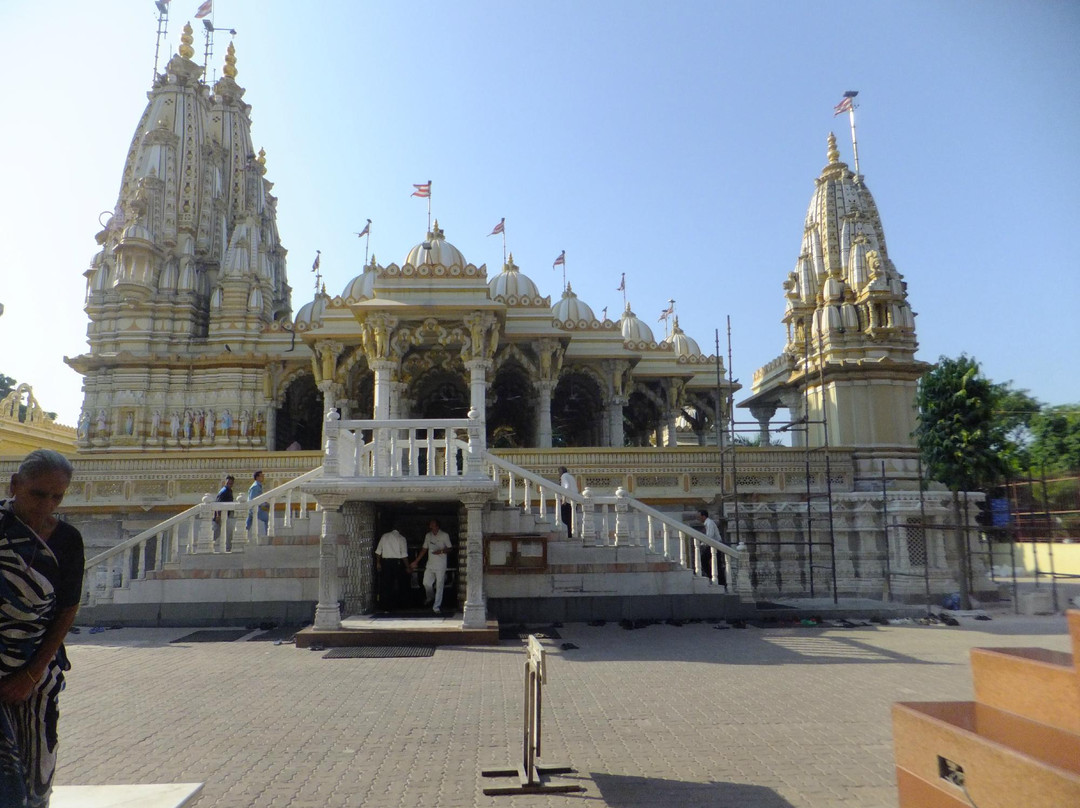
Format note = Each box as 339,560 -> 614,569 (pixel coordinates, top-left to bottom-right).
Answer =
55,599 -> 1074,808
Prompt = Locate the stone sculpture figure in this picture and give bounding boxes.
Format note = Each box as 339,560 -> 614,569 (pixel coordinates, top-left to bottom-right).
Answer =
239,410 -> 249,437
206,409 -> 215,439
170,411 -> 180,439
150,410 -> 161,437
96,409 -> 107,435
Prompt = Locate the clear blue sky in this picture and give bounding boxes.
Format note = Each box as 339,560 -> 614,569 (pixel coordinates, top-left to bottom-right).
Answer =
1,0 -> 1077,427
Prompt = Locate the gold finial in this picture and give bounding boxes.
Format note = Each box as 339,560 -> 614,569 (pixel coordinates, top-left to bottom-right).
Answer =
827,132 -> 839,164
432,220 -> 444,240
179,23 -> 195,60
223,41 -> 238,78
369,253 -> 377,268
256,148 -> 266,166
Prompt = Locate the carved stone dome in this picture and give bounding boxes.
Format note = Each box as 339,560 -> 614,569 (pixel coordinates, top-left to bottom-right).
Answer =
551,283 -> 596,326
294,289 -> 329,331
619,303 -> 656,344
488,254 -> 541,303
667,317 -> 701,357
403,221 -> 466,269
341,265 -> 377,303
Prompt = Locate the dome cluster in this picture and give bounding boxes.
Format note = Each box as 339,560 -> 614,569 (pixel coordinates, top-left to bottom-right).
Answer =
293,223 -> 710,360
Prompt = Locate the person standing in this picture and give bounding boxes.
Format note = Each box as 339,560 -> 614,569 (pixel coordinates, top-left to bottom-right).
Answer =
213,475 -> 235,545
559,466 -> 577,538
411,519 -> 453,613
0,449 -> 85,807
698,509 -> 725,584
245,471 -> 269,536
375,524 -> 410,611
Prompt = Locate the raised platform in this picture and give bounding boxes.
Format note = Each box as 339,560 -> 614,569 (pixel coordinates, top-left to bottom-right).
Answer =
295,612 -> 500,648
52,783 -> 203,808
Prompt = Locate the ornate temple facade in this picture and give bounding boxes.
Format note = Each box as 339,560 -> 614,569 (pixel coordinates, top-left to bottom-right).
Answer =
3,25 -> 989,626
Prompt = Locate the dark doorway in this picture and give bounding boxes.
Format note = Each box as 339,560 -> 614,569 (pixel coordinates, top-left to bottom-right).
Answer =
551,371 -> 604,447
275,373 -> 322,450
372,502 -> 461,614
413,369 -> 469,420
488,363 -> 536,447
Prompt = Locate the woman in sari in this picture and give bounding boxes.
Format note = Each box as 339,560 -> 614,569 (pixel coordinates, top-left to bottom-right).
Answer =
0,450 -> 84,808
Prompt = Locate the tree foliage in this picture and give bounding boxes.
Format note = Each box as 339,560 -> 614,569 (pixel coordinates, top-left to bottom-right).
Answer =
915,355 -> 1009,493
1028,404 -> 1080,474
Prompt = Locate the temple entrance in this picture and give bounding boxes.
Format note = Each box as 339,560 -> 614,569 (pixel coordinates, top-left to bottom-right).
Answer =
624,388 -> 664,446
551,371 -> 603,447
275,373 -> 322,450
488,363 -> 536,448
412,369 -> 469,420
372,502 -> 461,615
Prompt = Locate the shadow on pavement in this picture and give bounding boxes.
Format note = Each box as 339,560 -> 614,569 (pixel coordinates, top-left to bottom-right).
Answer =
591,772 -> 796,807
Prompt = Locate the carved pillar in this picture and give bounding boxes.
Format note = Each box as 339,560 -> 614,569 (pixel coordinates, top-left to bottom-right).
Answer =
535,380 -> 555,449
370,360 -> 396,420
779,389 -> 806,447
607,396 -> 626,447
318,380 -> 344,449
313,494 -> 347,630
196,493 -> 216,553
461,493 -> 488,629
614,486 -> 631,546
748,401 -> 779,447
465,358 -> 492,422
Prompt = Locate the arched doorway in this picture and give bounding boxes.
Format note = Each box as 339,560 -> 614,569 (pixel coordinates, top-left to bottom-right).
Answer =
551,371 -> 604,447
275,373 -> 322,450
412,369 -> 469,420
345,364 -> 374,420
624,388 -> 664,447
487,363 -> 536,448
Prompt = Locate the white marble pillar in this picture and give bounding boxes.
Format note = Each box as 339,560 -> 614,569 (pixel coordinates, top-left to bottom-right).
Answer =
748,401 -> 778,447
536,380 -> 555,449
371,360 -> 395,420
466,359 -> 492,422
607,396 -> 626,447
313,495 -> 346,630
461,494 -> 488,629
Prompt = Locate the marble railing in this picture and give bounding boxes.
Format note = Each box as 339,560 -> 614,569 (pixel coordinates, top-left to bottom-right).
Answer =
322,415 -> 485,478
483,448 -> 751,595
81,467 -> 323,607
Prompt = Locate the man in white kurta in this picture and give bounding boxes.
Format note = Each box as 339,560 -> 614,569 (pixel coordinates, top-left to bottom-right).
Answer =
410,519 -> 453,613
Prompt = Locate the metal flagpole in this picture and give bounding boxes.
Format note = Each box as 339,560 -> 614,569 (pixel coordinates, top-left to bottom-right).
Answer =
152,1 -> 170,84
427,182 -> 432,233
364,221 -> 371,265
502,226 -> 507,267
844,91 -> 861,176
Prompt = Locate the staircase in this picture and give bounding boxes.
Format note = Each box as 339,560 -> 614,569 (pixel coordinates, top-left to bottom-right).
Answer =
77,417 -> 750,627
892,609 -> 1080,807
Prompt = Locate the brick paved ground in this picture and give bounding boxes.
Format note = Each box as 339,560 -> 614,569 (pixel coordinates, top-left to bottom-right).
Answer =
56,607 -> 1074,808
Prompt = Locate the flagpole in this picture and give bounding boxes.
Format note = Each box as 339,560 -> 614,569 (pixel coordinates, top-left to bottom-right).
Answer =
562,255 -> 567,291
502,225 -> 507,267
427,181 -> 432,234
365,221 -> 371,266
847,106 -> 860,176
151,1 -> 169,85
620,273 -> 627,311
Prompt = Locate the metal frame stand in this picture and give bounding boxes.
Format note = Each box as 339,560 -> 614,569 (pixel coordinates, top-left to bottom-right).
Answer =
482,635 -> 583,796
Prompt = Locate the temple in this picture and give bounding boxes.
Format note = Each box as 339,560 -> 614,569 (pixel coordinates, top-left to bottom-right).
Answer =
2,22 -> 990,629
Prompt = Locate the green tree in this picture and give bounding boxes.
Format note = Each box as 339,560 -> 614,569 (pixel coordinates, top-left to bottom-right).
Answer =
915,355 -> 1009,609
0,374 -> 15,399
1028,404 -> 1080,474
991,383 -> 1041,472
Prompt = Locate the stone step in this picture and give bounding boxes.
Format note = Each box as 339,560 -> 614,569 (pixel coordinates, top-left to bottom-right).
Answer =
52,783 -> 203,808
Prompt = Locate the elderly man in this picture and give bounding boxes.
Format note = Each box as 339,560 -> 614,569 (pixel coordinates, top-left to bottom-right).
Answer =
410,519 -> 453,614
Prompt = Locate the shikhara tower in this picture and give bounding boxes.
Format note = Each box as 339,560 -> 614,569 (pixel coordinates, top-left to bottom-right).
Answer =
743,133 -> 929,489
66,25 -> 292,449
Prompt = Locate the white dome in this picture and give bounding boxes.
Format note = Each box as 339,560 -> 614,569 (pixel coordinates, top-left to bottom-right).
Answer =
488,254 -> 541,303
667,317 -> 702,357
403,221 -> 466,269
342,266 -> 377,302
295,290 -> 329,331
551,283 -> 596,326
619,303 -> 656,344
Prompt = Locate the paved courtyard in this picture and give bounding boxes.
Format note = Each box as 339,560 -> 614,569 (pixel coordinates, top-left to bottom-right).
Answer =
56,606 -> 1074,808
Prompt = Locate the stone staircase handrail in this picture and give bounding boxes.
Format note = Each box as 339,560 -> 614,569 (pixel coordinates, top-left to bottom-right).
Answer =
81,466 -> 324,606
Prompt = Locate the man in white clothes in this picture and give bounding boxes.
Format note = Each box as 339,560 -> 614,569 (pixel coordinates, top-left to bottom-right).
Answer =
698,509 -> 725,584
559,466 -> 577,538
411,519 -> 453,613
375,524 -> 410,610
